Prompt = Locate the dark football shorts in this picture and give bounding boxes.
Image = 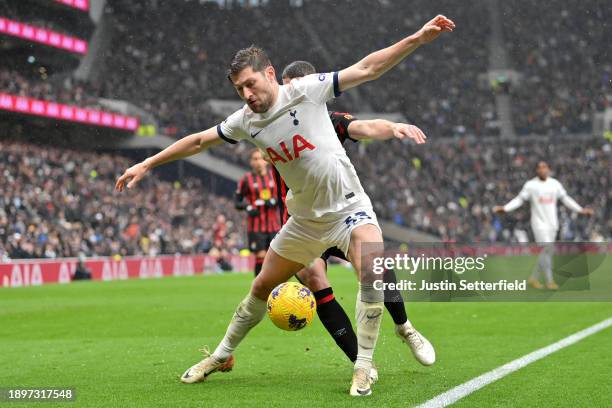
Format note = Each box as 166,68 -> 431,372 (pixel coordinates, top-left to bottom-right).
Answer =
320,246 -> 348,262
248,232 -> 276,252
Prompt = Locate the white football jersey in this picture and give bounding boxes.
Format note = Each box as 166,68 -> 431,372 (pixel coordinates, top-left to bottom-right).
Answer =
217,72 -> 369,219
504,177 -> 582,231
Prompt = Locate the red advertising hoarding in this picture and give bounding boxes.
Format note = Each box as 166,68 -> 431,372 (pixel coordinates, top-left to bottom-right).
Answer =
0,17 -> 88,55
0,255 -> 255,288
0,93 -> 139,131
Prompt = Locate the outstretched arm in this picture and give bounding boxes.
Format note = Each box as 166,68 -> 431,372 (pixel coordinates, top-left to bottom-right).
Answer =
338,15 -> 455,92
348,120 -> 427,144
115,126 -> 221,192
493,185 -> 530,214
560,194 -> 593,216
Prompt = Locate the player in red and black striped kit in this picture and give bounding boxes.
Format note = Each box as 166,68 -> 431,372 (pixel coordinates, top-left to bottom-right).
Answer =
270,61 -> 436,371
235,149 -> 281,276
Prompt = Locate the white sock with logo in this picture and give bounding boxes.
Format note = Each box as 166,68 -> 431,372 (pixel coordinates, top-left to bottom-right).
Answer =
354,287 -> 384,370
212,293 -> 267,361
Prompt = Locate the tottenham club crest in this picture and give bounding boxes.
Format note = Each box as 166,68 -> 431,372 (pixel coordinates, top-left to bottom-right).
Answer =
289,110 -> 299,126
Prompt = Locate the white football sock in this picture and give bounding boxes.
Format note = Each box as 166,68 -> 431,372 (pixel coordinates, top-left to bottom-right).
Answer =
354,288 -> 384,370
212,293 -> 267,361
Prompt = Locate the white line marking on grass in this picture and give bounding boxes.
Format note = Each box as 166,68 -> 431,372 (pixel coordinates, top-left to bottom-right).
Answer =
416,317 -> 612,408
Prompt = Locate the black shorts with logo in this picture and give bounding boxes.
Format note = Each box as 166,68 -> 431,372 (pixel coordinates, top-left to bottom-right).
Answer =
248,232 -> 276,253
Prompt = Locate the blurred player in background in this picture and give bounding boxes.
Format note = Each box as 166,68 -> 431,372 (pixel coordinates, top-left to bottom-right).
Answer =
493,161 -> 593,289
234,149 -> 280,276
277,60 -> 435,372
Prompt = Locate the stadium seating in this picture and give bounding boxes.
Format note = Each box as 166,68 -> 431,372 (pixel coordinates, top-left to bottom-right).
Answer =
501,0 -> 611,135
2,0 -> 608,257
0,141 -> 245,260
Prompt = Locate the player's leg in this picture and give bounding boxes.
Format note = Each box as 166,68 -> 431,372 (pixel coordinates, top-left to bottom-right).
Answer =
345,222 -> 385,396
182,216 -> 321,384
254,249 -> 266,276
530,228 -> 550,289
249,232 -> 269,277
181,248 -> 303,383
541,229 -> 558,289
296,257 -> 358,364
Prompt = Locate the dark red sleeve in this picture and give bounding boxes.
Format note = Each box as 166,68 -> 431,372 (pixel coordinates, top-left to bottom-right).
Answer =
329,111 -> 358,144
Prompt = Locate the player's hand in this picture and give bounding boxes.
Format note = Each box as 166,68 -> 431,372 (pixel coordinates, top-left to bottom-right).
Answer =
115,161 -> 149,192
264,198 -> 277,208
580,208 -> 594,216
416,15 -> 455,45
492,206 -> 506,214
246,205 -> 260,217
392,123 -> 427,144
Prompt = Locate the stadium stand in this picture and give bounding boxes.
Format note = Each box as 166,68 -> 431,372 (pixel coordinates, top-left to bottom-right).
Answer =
1,0 -> 608,256
501,0 -> 611,135
0,140 -> 245,260
345,135 -> 610,242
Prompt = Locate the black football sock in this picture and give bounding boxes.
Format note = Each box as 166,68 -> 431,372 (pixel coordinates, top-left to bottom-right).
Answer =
254,258 -> 263,277
383,269 -> 408,325
314,287 -> 358,362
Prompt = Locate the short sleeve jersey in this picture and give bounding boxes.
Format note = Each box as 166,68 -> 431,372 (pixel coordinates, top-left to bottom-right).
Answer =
217,72 -> 368,219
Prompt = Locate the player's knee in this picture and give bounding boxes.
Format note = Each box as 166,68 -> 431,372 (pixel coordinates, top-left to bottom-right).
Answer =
295,268 -> 311,287
251,275 -> 273,300
351,223 -> 383,243
306,261 -> 330,291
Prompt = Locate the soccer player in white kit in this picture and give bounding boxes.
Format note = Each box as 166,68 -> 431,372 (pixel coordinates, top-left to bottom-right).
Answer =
115,15 -> 455,396
493,161 -> 593,290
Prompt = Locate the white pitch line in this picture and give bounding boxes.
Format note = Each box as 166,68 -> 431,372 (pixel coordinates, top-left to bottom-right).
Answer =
416,317 -> 612,408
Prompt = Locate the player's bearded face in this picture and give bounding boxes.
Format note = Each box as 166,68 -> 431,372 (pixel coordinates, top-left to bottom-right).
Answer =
232,67 -> 276,113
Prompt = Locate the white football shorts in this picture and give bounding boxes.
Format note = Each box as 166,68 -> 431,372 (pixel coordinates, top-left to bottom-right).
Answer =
532,228 -> 558,243
270,199 -> 381,266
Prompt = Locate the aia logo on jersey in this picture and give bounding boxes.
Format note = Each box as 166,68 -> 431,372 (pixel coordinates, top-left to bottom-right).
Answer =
538,195 -> 555,204
266,134 -> 315,164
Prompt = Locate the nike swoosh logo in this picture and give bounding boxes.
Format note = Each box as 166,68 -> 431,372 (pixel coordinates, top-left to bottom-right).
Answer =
356,388 -> 371,395
366,312 -> 382,319
251,130 -> 263,138
182,371 -> 192,378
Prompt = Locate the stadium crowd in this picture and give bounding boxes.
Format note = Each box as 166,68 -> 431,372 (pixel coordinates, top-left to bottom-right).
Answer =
96,0 -> 496,139
0,141 -> 245,261
0,69 -> 127,115
5,1 -> 607,139
344,135 -> 610,242
97,0 -> 322,137
301,0 -> 497,138
502,0 -> 611,135
1,1 -> 609,261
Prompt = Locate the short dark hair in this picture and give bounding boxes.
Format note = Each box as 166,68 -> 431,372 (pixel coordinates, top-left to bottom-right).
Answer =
281,60 -> 316,80
227,46 -> 272,80
249,148 -> 263,159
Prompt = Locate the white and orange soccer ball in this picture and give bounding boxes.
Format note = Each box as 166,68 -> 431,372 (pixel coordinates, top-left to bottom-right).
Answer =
267,282 -> 316,331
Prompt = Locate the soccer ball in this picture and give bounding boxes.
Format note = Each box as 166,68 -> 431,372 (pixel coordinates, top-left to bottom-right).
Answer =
267,282 -> 316,331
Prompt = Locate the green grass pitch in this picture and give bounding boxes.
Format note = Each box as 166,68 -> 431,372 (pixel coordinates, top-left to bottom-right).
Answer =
1,260 -> 612,407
